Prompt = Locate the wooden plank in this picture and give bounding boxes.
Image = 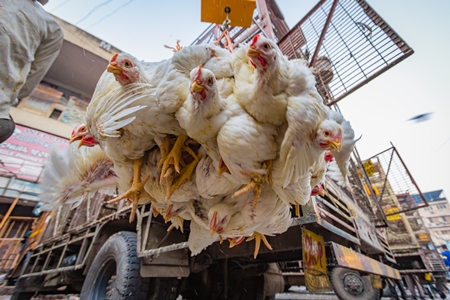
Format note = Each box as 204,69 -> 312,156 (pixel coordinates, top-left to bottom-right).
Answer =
0,196 -> 20,235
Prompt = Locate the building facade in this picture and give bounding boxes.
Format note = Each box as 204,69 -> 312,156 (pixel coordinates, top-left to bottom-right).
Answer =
417,190 -> 450,247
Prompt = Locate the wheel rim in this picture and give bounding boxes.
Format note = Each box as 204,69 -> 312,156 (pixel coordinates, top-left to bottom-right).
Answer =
90,256 -> 116,300
342,273 -> 364,296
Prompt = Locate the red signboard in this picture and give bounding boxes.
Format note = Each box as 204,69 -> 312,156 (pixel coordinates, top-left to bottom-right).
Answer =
0,125 -> 68,182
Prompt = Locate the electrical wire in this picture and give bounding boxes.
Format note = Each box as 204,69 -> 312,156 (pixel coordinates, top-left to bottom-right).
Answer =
86,0 -> 136,30
75,0 -> 114,26
50,0 -> 73,13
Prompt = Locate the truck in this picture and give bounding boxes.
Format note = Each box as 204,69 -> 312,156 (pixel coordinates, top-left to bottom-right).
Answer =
8,0 -> 421,299
9,164 -> 403,300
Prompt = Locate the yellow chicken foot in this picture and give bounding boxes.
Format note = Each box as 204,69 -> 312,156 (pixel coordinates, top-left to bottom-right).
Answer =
152,205 -> 160,218
157,135 -> 172,170
160,135 -> 188,183
295,204 -> 300,217
166,152 -> 201,200
164,166 -> 174,201
228,236 -> 245,248
265,160 -> 273,187
246,232 -> 273,259
107,158 -> 154,223
232,160 -> 273,208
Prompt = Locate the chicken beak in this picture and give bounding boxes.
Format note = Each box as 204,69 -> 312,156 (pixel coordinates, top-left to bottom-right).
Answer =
329,140 -> 342,152
107,62 -> 123,75
209,211 -> 217,237
229,238 -> 236,248
69,134 -> 85,148
247,47 -> 261,58
69,134 -> 81,144
191,80 -> 204,93
318,186 -> 326,197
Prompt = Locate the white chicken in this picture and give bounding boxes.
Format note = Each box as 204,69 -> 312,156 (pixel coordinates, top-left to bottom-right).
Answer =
245,197 -> 292,259
175,66 -> 233,164
71,47 -> 229,221
195,153 -> 240,199
176,65 -> 240,198
325,110 -> 360,186
217,106 -> 278,208
233,34 -> 290,126
279,57 -> 342,188
40,144 -> 116,211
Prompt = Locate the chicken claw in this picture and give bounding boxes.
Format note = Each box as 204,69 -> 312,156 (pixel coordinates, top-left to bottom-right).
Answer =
166,151 -> 201,200
107,158 -> 154,223
228,236 -> 245,248
160,135 -> 188,182
246,232 -> 273,259
232,160 -> 273,208
157,135 -> 172,171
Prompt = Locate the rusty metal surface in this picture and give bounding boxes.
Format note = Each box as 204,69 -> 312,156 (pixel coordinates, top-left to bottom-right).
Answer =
330,242 -> 401,279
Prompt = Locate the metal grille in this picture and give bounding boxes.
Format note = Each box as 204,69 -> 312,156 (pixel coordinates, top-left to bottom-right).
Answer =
278,0 -> 414,105
363,145 -> 427,216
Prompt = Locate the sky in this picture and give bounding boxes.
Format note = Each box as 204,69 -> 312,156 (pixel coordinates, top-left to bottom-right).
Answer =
43,0 -> 450,198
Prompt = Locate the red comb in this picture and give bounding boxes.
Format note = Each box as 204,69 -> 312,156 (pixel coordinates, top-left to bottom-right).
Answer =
110,53 -> 118,63
250,34 -> 260,47
193,65 -> 202,82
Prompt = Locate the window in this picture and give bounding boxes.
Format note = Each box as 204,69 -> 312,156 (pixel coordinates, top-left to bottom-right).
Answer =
49,108 -> 62,120
437,204 -> 447,209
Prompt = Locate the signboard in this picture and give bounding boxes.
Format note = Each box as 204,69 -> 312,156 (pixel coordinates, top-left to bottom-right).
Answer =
418,233 -> 430,242
363,159 -> 376,176
385,207 -> 402,221
0,125 -> 68,181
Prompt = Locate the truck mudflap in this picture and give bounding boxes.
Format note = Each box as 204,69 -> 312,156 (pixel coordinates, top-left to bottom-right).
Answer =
330,242 -> 401,280
302,227 -> 332,292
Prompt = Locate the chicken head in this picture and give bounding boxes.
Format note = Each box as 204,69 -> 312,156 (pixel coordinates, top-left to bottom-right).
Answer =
314,119 -> 343,152
189,65 -> 217,111
247,34 -> 279,69
107,53 -> 143,85
70,124 -> 97,148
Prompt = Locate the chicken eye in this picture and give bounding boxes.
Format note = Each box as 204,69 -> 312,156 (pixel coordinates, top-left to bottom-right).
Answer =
207,78 -> 213,85
263,43 -> 270,49
324,131 -> 330,137
124,61 -> 132,68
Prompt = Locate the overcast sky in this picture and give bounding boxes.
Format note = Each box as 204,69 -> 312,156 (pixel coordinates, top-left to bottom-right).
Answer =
43,0 -> 450,199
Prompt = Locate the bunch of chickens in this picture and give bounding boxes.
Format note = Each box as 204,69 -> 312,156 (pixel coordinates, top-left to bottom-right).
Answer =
68,35 -> 358,258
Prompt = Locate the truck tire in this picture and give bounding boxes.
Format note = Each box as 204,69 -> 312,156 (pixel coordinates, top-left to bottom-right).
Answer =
330,267 -> 381,300
80,231 -> 150,300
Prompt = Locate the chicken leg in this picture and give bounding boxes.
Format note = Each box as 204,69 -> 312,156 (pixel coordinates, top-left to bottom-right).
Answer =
157,135 -> 171,171
166,147 -> 201,200
246,232 -> 273,259
159,135 -> 188,181
107,158 -> 154,222
232,160 -> 273,208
